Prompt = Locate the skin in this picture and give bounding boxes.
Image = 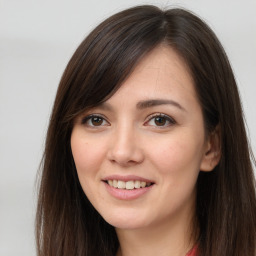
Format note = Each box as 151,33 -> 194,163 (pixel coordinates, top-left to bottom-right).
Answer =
71,45 -> 220,256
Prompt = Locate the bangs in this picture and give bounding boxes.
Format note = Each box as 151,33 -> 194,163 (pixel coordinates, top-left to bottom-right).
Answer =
59,6 -> 166,123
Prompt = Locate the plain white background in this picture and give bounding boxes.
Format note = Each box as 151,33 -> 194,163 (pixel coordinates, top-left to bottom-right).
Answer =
0,0 -> 255,255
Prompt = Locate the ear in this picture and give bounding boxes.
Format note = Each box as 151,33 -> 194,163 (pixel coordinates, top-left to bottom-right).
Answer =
200,125 -> 221,172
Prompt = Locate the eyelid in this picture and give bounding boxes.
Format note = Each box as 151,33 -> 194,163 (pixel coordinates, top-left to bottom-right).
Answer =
81,114 -> 110,126
80,112 -> 176,128
144,113 -> 176,127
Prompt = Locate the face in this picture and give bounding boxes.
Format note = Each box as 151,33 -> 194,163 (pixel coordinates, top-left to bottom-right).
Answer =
71,45 -> 212,230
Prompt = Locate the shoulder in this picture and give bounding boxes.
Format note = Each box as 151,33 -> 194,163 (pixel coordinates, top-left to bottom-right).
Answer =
186,245 -> 197,256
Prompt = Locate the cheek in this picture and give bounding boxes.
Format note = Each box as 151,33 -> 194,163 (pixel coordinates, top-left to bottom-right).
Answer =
148,132 -> 204,176
71,134 -> 105,178
70,133 -> 106,202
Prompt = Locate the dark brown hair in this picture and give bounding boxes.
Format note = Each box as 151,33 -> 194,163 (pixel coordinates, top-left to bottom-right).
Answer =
36,5 -> 256,256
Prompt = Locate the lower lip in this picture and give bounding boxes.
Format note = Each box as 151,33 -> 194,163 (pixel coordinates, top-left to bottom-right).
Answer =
103,182 -> 153,200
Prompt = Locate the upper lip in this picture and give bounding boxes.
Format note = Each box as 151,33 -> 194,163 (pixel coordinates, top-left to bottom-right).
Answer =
103,175 -> 155,183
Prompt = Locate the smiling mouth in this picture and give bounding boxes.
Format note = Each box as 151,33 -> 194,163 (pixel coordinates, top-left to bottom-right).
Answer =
105,180 -> 154,190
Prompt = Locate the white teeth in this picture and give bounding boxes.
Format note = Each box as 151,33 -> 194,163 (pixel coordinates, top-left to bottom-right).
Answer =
140,181 -> 146,188
126,181 -> 135,190
113,180 -> 118,188
117,180 -> 126,189
134,180 -> 140,189
107,180 -> 152,189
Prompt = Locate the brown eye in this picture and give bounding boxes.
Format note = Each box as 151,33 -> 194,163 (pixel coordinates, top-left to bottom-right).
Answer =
81,115 -> 109,127
154,116 -> 167,126
91,116 -> 103,126
146,114 -> 176,128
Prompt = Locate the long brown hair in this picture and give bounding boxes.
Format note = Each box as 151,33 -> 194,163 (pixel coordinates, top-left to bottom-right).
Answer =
36,5 -> 256,256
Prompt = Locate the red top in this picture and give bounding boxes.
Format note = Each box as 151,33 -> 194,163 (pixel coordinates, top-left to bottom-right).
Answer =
186,245 -> 197,256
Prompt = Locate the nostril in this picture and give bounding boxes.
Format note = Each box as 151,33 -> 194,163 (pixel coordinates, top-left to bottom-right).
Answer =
107,137 -> 144,165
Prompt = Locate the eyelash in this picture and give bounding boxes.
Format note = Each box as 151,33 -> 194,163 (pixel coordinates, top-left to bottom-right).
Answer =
145,113 -> 176,128
81,113 -> 176,128
81,114 -> 109,127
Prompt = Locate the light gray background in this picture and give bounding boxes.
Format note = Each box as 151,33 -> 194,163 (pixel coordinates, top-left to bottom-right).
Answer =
0,0 -> 255,255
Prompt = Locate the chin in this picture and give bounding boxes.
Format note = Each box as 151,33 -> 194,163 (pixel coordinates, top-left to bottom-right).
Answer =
101,210 -> 150,230
109,219 -> 148,230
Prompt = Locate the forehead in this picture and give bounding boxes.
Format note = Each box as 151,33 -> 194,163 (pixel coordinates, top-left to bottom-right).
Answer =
106,45 -> 198,107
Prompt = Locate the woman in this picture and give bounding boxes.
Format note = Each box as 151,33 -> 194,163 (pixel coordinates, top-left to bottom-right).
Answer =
36,5 -> 256,256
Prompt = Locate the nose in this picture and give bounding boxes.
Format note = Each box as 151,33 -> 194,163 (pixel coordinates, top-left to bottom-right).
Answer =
107,124 -> 144,167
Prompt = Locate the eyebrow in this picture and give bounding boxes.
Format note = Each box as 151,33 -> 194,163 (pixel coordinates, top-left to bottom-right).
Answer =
136,99 -> 186,112
96,99 -> 186,112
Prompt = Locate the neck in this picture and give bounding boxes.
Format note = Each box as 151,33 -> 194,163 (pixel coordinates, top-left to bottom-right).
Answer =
115,210 -> 197,256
